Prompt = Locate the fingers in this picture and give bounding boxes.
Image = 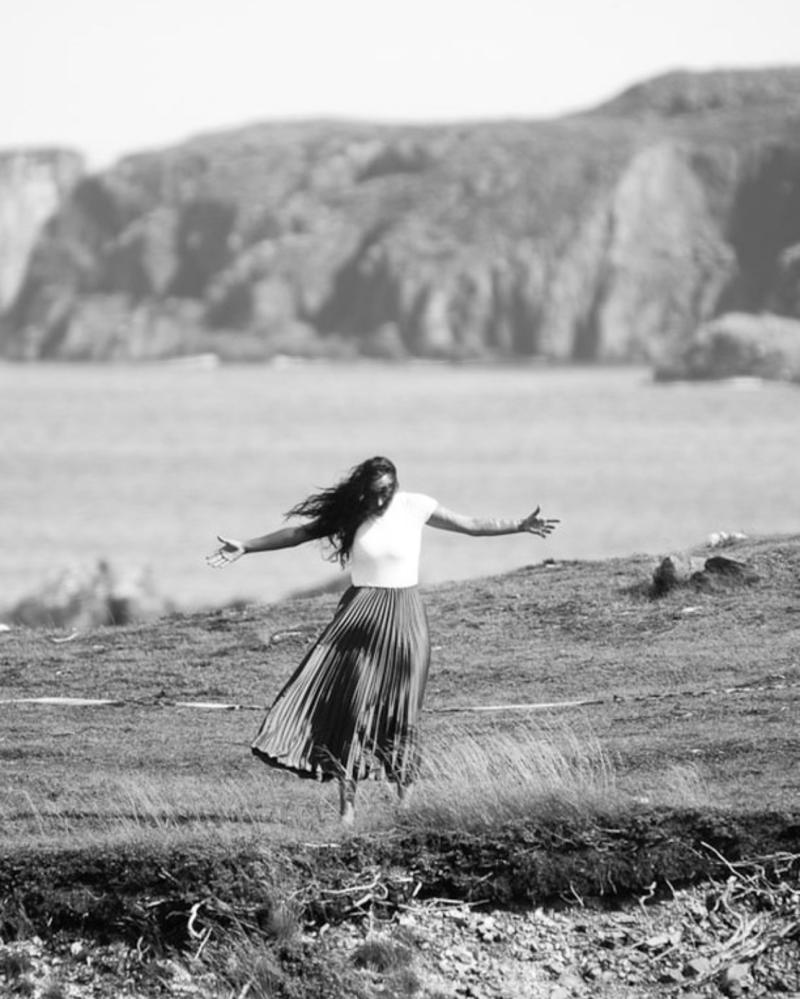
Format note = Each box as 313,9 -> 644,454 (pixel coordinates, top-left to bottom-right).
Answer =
524,507 -> 560,533
208,532 -> 245,569
206,547 -> 243,568
524,516 -> 559,537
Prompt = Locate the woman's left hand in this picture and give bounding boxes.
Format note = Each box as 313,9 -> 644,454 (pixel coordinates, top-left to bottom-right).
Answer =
519,506 -> 559,537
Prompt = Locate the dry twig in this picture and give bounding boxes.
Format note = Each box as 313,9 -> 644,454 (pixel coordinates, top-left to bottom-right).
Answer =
655,847 -> 800,991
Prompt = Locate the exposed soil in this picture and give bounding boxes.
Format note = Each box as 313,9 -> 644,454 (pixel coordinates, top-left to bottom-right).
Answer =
1,810 -> 799,997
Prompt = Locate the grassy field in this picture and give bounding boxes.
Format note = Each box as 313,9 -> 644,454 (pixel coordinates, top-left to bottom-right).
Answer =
2,534 -> 799,996
2,532 -> 798,847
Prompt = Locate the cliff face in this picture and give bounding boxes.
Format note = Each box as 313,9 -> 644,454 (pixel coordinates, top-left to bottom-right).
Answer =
0,150 -> 83,315
3,68 -> 800,362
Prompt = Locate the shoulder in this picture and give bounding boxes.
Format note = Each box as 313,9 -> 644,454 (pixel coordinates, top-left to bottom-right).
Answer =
396,491 -> 438,521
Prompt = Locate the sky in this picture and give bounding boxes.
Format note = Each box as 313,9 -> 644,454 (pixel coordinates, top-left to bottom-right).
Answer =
4,0 -> 798,168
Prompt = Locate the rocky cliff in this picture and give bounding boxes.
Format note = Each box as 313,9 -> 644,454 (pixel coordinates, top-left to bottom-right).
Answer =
0,149 -> 83,315
3,68 -> 800,364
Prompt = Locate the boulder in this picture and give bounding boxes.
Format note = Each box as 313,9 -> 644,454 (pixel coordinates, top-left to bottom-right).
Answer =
651,554 -> 705,595
691,556 -> 760,591
651,553 -> 759,596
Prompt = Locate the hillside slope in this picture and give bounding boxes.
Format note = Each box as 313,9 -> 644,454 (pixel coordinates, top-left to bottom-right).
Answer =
1,533 -> 799,997
2,532 -> 798,822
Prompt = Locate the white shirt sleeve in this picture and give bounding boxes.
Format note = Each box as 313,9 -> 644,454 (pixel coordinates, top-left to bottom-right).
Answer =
403,492 -> 438,523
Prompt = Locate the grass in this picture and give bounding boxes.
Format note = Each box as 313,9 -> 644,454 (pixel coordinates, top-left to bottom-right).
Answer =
0,777 -> 345,854
1,533 -> 798,849
0,534 -> 799,999
0,726 -> 612,847
406,724 -> 717,832
187,906 -> 419,999
209,928 -> 372,999
0,723 -> 711,852
352,934 -> 414,974
403,723 -> 622,831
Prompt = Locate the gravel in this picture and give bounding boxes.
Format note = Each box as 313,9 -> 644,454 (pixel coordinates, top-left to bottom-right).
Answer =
2,882 -> 798,998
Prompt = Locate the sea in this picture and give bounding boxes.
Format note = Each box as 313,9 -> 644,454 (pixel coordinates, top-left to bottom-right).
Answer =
1,359 -> 798,613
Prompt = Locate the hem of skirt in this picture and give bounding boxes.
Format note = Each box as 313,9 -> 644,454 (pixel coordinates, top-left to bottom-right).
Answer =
251,745 -> 338,781
251,746 -> 413,785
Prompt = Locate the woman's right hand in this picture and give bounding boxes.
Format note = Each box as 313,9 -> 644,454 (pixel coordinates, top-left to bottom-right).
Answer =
206,536 -> 246,568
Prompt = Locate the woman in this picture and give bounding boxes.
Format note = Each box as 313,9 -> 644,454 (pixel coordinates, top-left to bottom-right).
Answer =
207,456 -> 558,825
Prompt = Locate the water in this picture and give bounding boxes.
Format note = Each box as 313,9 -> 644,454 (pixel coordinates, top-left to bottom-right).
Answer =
1,361 -> 798,612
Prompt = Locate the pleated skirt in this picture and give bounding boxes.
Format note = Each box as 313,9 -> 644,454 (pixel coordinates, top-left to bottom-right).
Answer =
251,585 -> 431,784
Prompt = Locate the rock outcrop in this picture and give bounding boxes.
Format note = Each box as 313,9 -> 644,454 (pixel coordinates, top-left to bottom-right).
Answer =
654,311 -> 800,381
0,149 -> 83,313
8,559 -> 173,629
651,551 -> 759,597
3,68 -> 800,364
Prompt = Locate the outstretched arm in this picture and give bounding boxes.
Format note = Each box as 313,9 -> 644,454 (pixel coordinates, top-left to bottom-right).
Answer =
427,504 -> 559,538
207,524 -> 318,567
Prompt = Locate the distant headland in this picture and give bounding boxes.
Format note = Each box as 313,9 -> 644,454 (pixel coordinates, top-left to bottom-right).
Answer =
2,66 -> 800,381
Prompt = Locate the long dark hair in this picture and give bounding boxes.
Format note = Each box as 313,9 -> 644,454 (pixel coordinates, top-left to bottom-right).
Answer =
286,456 -> 398,566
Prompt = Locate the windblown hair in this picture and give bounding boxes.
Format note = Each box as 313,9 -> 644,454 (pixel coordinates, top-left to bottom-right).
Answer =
286,456 -> 398,566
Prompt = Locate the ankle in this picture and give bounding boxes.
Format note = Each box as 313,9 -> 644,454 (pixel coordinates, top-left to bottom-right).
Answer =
396,783 -> 414,807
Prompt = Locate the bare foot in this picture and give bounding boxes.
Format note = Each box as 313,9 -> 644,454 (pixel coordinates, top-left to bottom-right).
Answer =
339,779 -> 356,826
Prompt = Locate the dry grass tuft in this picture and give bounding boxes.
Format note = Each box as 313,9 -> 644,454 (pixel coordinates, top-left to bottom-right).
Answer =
209,921 -> 367,999
352,933 -> 414,973
403,721 -> 622,831
216,933 -> 285,999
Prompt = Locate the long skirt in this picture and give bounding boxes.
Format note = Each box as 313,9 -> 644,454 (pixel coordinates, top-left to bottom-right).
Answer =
251,585 -> 431,785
